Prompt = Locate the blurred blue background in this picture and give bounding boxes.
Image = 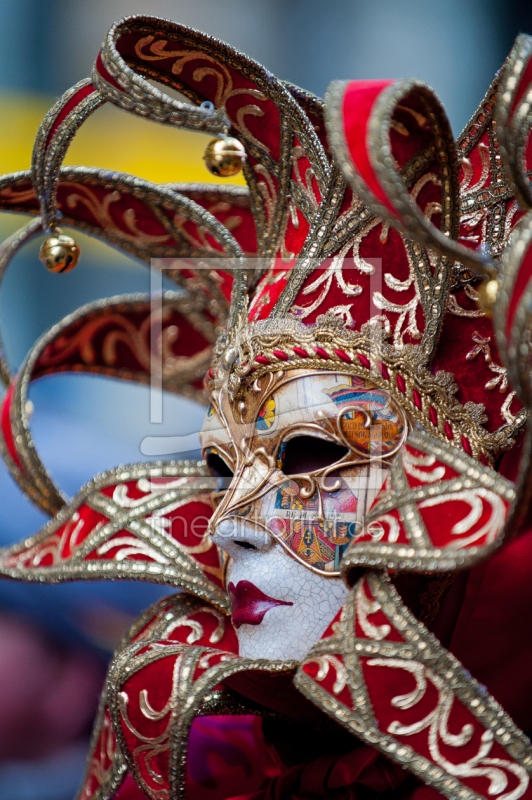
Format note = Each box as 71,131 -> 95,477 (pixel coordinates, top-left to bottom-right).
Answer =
0,0 -> 530,797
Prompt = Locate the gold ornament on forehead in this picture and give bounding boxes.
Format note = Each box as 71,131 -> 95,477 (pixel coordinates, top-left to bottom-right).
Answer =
208,313 -> 523,465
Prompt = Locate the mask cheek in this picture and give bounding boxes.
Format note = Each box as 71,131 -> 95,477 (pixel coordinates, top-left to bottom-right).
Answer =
265,466 -> 389,571
219,461 -> 390,572
340,464 -> 390,514
249,479 -> 330,570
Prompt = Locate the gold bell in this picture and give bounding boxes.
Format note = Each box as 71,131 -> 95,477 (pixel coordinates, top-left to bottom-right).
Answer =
477,274 -> 499,318
203,136 -> 246,177
39,229 -> 80,273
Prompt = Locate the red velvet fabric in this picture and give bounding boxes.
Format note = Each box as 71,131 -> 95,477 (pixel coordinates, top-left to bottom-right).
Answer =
348,439 -> 510,555
291,225 -> 423,338
31,301 -> 212,392
388,92 -> 437,171
362,654 -> 525,797
341,80 -> 396,215
432,287 -> 523,433
0,382 -> 22,471
506,238 -> 532,338
450,524 -> 532,732
46,83 -> 97,145
115,29 -> 283,162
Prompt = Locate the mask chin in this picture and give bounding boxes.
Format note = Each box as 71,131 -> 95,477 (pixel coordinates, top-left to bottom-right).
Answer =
224,538 -> 350,662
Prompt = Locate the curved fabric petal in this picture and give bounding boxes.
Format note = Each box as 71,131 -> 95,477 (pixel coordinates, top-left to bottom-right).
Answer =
325,77 -> 493,276
495,34 -> 532,211
340,428 -> 515,579
0,291 -> 215,512
0,460 -> 229,611
104,592 -> 295,800
97,14 -> 330,200
75,688 -> 127,800
295,571 -> 532,800
76,592 -> 238,800
93,28 -> 227,134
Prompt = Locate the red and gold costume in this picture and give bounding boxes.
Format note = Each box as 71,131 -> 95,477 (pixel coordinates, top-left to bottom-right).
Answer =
1,15 -> 532,800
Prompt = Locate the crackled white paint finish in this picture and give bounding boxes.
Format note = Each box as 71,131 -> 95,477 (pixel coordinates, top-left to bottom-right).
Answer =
212,521 -> 349,661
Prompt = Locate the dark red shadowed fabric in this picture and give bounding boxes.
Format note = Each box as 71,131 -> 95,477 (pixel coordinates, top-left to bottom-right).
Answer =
186,717 -> 280,800
113,774 -> 145,799
450,525 -> 532,733
0,170 -> 257,269
227,745 -> 407,800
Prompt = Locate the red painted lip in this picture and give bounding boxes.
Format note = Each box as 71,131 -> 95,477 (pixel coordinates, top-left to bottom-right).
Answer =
228,580 -> 293,629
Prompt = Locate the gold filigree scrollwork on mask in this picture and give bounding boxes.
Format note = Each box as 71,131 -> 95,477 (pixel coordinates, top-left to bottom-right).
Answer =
209,316 -> 525,464
202,369 -> 406,577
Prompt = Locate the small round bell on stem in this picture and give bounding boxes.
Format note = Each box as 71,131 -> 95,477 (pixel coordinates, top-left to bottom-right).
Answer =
203,136 -> 246,177
477,269 -> 499,318
39,229 -> 80,273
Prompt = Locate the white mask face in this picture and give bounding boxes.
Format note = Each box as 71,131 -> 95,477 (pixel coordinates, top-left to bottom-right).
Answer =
200,371 -> 406,661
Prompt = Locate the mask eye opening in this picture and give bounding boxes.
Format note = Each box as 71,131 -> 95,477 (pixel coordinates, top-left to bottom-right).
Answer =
279,435 -> 350,476
204,448 -> 234,481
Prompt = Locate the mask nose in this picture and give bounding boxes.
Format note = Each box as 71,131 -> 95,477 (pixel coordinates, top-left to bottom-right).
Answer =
212,516 -> 273,558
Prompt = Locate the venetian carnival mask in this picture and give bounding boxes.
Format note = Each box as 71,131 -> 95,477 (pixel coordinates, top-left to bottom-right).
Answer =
200,370 -> 407,660
3,14 -> 532,800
